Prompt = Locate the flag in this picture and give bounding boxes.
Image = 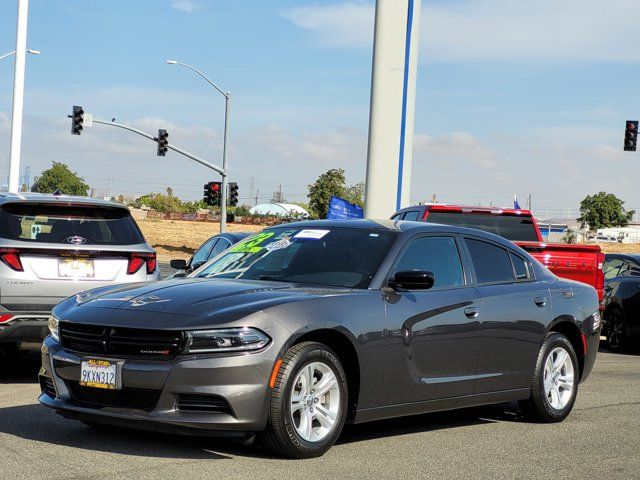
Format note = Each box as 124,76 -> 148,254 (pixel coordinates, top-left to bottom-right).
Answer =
327,196 -> 364,220
513,194 -> 521,210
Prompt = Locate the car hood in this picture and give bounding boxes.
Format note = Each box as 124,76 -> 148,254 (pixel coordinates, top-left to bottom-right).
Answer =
56,277 -> 351,323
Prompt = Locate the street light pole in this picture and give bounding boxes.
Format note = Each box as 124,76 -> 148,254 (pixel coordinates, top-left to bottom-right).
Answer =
8,0 -> 31,193
165,60 -> 231,233
0,49 -> 41,61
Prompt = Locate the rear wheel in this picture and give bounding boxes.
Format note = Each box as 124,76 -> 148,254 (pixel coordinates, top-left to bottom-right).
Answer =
605,307 -> 627,351
261,342 -> 348,459
520,333 -> 578,422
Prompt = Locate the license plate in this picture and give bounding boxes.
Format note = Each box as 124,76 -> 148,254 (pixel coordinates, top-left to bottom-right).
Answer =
58,258 -> 95,278
80,359 -> 119,389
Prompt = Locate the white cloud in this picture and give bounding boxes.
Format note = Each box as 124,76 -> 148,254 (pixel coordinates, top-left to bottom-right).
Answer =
171,0 -> 195,14
283,0 -> 640,63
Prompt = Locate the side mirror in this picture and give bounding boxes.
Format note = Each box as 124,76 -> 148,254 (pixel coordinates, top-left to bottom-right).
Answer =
170,259 -> 187,270
389,271 -> 435,290
191,261 -> 206,271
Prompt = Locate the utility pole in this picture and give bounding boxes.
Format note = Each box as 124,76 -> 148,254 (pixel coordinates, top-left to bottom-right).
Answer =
255,189 -> 259,206
249,176 -> 255,200
527,194 -> 532,211
8,0 -> 30,193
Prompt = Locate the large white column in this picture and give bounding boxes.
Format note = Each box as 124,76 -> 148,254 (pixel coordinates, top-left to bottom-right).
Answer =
364,0 -> 421,218
8,0 -> 30,193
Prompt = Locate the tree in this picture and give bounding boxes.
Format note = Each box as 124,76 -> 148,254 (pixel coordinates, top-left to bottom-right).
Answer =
577,192 -> 635,230
31,162 -> 90,196
307,169 -> 347,219
344,181 -> 365,208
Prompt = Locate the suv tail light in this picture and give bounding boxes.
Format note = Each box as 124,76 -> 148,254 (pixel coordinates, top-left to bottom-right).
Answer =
127,252 -> 157,275
0,248 -> 23,271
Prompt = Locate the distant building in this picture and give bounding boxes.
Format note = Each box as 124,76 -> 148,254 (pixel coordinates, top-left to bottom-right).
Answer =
249,203 -> 310,218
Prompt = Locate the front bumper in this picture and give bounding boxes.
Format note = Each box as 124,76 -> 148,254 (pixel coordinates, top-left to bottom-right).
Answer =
0,314 -> 49,343
38,335 -> 280,435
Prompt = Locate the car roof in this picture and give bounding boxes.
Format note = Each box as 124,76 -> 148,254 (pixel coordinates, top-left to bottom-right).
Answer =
394,204 -> 533,217
268,219 -> 522,249
0,192 -> 128,209
605,253 -> 640,263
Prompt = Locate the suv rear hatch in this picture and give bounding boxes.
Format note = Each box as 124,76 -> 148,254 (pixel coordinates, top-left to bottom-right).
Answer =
0,202 -> 156,311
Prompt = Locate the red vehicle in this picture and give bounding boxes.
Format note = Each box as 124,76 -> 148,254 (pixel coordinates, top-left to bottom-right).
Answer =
392,205 -> 605,301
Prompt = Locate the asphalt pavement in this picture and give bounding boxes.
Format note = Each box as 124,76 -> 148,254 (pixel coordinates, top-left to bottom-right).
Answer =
0,344 -> 638,480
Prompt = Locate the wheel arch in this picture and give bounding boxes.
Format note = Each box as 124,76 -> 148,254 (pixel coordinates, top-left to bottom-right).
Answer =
285,328 -> 361,424
547,315 -> 584,380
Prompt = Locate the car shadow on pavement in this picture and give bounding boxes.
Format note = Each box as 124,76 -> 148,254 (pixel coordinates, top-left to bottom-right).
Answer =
0,403 -> 237,460
0,347 -> 41,384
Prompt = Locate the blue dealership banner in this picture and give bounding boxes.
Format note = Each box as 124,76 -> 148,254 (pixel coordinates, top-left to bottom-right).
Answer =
327,196 -> 364,220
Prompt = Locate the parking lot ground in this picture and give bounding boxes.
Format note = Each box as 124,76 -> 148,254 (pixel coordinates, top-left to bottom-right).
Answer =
1,346 -> 639,480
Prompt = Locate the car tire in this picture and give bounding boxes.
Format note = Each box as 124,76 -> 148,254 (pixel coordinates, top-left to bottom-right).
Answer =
261,341 -> 348,459
605,307 -> 627,352
519,333 -> 579,423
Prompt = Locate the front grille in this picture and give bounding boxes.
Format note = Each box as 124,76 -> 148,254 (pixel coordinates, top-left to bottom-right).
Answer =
176,394 -> 233,415
59,321 -> 182,359
39,375 -> 56,398
67,381 -> 161,411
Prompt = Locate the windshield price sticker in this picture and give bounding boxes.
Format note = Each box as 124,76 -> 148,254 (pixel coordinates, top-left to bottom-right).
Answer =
266,238 -> 292,251
294,229 -> 330,240
230,232 -> 275,253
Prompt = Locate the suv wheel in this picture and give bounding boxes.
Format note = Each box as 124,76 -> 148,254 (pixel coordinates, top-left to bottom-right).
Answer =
261,341 -> 348,459
520,333 -> 578,422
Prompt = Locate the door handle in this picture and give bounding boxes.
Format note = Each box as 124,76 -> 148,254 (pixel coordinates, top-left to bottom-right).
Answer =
464,306 -> 479,319
534,296 -> 547,307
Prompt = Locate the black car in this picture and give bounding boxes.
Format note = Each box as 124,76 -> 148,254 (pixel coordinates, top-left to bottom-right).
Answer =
602,253 -> 640,350
40,220 -> 600,458
168,232 -> 249,277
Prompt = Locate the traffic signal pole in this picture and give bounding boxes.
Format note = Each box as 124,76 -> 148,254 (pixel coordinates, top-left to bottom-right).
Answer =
219,93 -> 230,233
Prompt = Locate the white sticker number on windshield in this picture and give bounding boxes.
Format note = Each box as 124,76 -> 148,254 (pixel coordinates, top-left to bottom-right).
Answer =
294,229 -> 330,240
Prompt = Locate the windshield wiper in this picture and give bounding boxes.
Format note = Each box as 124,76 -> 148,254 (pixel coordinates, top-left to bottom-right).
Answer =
258,275 -> 287,282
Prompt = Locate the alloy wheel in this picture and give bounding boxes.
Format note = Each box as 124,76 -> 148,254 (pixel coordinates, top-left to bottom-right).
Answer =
543,346 -> 575,410
289,361 -> 340,442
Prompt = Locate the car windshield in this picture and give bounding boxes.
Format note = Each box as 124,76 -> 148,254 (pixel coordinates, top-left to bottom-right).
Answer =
0,204 -> 145,246
195,226 -> 397,289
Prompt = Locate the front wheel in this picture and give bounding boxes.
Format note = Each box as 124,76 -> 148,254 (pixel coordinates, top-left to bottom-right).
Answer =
261,342 -> 348,458
519,333 -> 579,422
605,307 -> 627,351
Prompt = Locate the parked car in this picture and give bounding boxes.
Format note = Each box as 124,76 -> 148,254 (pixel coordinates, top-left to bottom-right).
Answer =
392,205 -> 605,300
601,253 -> 640,350
168,232 -> 249,278
0,193 -> 158,354
593,235 -> 618,243
40,220 -> 600,458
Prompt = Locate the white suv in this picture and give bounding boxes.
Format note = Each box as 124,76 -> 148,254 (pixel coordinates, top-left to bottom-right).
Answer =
0,193 -> 159,353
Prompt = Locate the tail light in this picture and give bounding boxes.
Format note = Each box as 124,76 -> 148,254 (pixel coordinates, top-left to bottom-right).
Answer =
595,252 -> 605,302
0,248 -> 23,271
127,252 -> 157,275
0,314 -> 14,323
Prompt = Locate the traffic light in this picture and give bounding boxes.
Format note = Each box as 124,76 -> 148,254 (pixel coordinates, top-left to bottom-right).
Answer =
229,182 -> 239,206
625,121 -> 638,152
204,181 -> 222,206
71,106 -> 84,135
157,129 -> 169,156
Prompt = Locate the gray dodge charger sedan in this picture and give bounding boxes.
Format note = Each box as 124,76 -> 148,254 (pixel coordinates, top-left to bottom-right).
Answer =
39,220 -> 601,458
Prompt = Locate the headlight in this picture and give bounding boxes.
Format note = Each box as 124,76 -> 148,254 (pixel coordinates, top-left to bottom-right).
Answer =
184,327 -> 270,353
48,315 -> 60,342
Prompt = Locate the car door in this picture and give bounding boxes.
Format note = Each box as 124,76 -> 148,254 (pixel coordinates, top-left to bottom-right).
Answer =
463,237 -> 550,394
383,235 -> 482,405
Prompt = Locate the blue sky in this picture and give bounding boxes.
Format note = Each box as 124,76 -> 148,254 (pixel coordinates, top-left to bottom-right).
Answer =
1,0 -> 639,218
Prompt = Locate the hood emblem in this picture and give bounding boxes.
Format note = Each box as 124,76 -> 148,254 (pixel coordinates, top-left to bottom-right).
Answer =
65,236 -> 87,245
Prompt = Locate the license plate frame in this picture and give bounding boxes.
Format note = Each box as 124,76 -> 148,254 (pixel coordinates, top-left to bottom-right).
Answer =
80,359 -> 121,390
58,258 -> 95,279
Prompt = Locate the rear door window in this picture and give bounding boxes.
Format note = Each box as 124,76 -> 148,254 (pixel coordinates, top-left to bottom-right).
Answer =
465,238 -> 515,284
0,204 -> 145,246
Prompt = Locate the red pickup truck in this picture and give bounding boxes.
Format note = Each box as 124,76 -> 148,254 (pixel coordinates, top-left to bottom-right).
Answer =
392,205 -> 604,301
